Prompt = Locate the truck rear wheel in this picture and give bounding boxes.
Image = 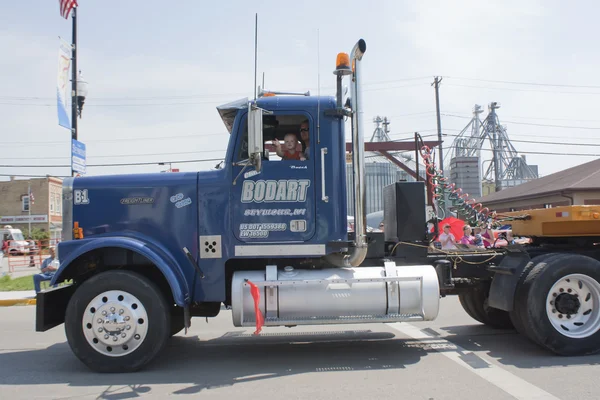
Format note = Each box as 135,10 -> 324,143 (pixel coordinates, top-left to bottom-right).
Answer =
458,282 -> 513,329
64,270 -> 171,372
509,253 -> 565,335
516,254 -> 600,356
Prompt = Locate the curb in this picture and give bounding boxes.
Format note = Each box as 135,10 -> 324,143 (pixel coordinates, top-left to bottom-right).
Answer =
0,298 -> 36,307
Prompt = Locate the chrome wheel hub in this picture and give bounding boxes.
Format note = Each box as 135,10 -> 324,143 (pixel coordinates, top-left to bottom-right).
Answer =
546,274 -> 600,339
82,290 -> 148,356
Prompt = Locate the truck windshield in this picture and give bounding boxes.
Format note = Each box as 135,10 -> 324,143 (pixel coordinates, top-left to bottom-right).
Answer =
11,232 -> 24,241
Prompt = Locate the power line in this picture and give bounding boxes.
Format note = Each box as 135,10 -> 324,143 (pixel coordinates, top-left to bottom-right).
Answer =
441,133 -> 600,147
442,113 -> 600,130
444,83 -> 600,96
436,123 -> 600,142
387,111 -> 436,118
446,76 -> 600,89
502,120 -> 600,130
0,100 -> 226,107
362,83 -> 427,92
1,148 -> 228,161
490,114 -> 600,123
5,135 -> 443,162
456,147 -> 600,157
3,132 -> 228,146
6,144 -> 600,170
442,110 -> 600,123
1,84 -> 428,106
0,157 -> 224,169
0,76 -> 432,103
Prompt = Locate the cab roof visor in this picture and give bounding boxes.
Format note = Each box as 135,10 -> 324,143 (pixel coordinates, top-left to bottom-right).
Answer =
216,97 -> 249,134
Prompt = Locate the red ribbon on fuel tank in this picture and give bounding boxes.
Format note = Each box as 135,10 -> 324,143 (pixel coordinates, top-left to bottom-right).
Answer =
244,279 -> 264,335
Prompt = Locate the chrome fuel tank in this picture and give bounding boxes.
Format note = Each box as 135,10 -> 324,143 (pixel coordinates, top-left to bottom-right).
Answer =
231,262 -> 439,327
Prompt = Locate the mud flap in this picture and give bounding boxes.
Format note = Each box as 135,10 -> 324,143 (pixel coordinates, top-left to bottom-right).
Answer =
184,305 -> 190,334
35,284 -> 76,332
487,245 -> 531,312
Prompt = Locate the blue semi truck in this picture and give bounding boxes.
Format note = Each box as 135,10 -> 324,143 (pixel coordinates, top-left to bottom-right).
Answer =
35,39 -> 600,372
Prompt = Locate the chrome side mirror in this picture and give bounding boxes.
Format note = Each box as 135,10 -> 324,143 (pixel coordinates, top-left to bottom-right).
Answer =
248,103 -> 264,172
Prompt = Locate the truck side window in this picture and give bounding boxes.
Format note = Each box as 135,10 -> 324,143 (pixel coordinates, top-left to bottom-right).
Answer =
234,113 -> 310,162
265,115 -> 310,162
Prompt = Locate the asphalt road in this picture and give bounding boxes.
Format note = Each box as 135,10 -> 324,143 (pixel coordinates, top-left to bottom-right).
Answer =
1,296 -> 599,400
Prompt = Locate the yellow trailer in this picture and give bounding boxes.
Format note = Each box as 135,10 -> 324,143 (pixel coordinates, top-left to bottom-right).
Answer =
502,205 -> 600,237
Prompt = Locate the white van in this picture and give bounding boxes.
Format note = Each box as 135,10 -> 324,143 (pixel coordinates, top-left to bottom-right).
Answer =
0,225 -> 30,255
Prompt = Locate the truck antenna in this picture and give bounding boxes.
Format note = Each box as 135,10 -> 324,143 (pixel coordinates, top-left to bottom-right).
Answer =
317,28 -> 321,144
254,13 -> 258,101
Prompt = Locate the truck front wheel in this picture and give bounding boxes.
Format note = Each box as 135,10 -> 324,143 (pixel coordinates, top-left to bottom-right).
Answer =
64,270 -> 171,372
515,254 -> 600,356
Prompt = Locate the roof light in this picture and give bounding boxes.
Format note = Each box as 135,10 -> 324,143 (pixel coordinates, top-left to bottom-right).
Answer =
334,52 -> 352,76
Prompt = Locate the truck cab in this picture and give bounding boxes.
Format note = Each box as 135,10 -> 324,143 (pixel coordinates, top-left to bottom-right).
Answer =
217,94 -> 349,252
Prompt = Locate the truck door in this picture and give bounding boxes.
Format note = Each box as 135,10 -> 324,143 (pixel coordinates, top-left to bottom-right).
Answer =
231,112 -> 316,243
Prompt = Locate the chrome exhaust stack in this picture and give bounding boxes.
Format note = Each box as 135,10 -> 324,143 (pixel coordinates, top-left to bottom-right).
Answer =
327,39 -> 368,268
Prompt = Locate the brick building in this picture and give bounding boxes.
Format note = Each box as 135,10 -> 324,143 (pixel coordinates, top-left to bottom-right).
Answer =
476,158 -> 600,212
0,176 -> 63,242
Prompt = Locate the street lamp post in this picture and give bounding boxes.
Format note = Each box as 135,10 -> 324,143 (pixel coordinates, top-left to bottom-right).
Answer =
69,7 -> 89,177
76,71 -> 88,118
70,71 -> 89,177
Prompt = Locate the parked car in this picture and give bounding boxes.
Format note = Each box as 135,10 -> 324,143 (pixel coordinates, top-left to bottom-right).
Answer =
366,211 -> 384,232
347,215 -> 377,232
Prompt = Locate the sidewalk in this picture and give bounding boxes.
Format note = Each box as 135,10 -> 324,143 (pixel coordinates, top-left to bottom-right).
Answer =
0,257 -> 39,306
0,290 -> 36,306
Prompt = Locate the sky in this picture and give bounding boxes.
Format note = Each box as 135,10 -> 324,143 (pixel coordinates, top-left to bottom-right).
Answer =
2,0 -> 600,181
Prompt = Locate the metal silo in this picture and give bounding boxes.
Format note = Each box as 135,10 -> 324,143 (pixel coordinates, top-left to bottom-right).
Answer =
346,157 -> 417,217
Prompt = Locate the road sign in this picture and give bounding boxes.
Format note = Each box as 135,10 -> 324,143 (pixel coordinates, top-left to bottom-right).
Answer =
72,139 -> 86,174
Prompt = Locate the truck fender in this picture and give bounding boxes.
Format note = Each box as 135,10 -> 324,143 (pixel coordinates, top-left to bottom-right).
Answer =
487,246 -> 531,312
50,236 -> 190,306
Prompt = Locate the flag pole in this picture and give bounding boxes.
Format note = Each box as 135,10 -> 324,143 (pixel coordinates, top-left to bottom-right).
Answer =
70,6 -> 77,177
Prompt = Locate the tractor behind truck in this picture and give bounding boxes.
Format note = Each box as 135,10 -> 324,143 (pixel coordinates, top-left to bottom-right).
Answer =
35,38 -> 600,373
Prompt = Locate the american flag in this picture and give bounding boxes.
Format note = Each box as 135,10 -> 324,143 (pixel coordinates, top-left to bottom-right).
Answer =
59,0 -> 78,19
29,189 -> 35,205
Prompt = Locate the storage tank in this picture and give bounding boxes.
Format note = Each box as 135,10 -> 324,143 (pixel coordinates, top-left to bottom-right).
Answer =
449,156 -> 481,198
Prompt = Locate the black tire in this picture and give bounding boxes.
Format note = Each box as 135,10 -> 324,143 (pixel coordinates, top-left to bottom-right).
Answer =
458,282 -> 514,329
64,270 -> 171,373
509,253 -> 565,335
458,291 -> 484,322
518,253 -> 600,356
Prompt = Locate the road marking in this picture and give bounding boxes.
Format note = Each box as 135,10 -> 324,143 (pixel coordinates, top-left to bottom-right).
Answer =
387,322 -> 560,400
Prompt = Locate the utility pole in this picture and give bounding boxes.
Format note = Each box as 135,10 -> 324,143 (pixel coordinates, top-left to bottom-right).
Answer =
489,103 -> 502,192
70,7 -> 78,177
432,77 -> 444,172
